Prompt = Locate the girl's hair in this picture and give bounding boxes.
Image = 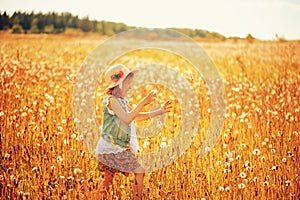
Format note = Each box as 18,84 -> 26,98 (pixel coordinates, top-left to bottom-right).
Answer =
106,72 -> 134,97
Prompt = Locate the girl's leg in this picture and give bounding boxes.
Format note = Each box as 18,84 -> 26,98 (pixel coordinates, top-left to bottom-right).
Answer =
133,166 -> 145,200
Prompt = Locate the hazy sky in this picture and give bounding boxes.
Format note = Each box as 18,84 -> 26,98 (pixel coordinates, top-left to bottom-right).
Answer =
1,0 -> 300,39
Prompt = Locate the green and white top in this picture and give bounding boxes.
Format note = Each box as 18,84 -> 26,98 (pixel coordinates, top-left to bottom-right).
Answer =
95,95 -> 139,154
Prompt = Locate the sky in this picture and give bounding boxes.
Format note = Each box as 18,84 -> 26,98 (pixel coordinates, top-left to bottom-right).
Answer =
1,0 -> 300,40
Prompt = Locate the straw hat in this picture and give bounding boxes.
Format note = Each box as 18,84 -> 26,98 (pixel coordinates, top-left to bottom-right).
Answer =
104,64 -> 137,89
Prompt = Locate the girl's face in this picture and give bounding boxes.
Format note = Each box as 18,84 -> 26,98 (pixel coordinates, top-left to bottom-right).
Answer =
120,76 -> 132,97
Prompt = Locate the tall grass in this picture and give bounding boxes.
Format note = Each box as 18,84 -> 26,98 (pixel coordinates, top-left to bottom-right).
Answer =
1,34 -> 299,199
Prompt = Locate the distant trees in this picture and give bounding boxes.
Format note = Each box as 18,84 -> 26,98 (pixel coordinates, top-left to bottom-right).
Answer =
0,11 -> 226,39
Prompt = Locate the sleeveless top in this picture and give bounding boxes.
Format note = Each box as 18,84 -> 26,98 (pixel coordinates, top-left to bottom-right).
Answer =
95,95 -> 139,154
102,95 -> 131,148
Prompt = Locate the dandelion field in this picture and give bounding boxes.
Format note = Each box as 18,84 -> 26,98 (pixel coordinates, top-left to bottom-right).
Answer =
0,33 -> 299,199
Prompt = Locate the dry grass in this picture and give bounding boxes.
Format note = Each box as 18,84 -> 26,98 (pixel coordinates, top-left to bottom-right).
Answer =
0,34 -> 299,199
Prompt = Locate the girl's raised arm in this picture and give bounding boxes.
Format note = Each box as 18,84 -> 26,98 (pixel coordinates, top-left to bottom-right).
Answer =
110,91 -> 157,125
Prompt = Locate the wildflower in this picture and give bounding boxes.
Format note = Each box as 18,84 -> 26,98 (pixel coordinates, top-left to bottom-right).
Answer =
271,166 -> 278,171
71,134 -> 76,139
285,180 -> 291,186
218,186 -> 224,192
32,167 -> 38,171
78,135 -> 84,141
239,172 -> 247,179
244,161 -> 250,167
225,151 -> 233,158
62,119 -> 67,124
160,142 -> 167,148
282,157 -> 287,163
252,148 -> 261,155
263,181 -> 269,186
260,156 -> 266,162
225,186 -> 231,192
205,146 -> 211,152
271,148 -> 276,153
57,132 -> 62,136
57,156 -> 63,162
74,118 -> 80,123
0,111 -> 4,117
238,183 -> 245,189
224,162 -> 230,167
73,168 -> 82,175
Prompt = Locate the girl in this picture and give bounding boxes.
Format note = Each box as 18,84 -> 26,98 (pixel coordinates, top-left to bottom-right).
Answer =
95,64 -> 171,199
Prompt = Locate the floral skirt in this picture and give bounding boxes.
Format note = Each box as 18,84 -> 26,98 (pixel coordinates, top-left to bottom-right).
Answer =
97,150 -> 141,175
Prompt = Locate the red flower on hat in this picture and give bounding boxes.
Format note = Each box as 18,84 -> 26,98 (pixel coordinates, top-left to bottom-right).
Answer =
110,70 -> 124,82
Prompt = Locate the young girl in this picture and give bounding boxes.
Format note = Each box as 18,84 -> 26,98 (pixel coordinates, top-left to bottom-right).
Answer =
95,64 -> 171,199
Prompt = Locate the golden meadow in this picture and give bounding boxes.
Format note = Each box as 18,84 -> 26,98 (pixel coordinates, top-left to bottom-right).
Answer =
0,33 -> 299,199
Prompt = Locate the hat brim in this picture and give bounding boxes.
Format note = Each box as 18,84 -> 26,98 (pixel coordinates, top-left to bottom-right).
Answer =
107,70 -> 138,89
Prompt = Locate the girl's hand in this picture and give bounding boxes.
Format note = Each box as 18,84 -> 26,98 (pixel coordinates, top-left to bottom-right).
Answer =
141,90 -> 157,106
160,100 -> 172,114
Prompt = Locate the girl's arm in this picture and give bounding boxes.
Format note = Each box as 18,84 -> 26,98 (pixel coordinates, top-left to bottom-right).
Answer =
110,91 -> 157,125
134,100 -> 172,121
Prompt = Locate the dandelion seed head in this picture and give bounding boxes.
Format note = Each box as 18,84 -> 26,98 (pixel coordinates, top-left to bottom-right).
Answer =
263,181 -> 269,186
239,172 -> 247,179
225,186 -> 231,192
271,148 -> 276,153
73,168 -> 82,175
253,148 -> 261,156
57,156 -> 63,162
238,183 -> 245,189
285,180 -> 291,186
160,142 -> 167,148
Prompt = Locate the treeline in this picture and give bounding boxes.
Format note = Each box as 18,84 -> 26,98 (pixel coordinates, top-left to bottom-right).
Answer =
0,11 -> 225,39
0,11 -> 134,35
